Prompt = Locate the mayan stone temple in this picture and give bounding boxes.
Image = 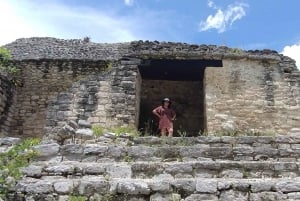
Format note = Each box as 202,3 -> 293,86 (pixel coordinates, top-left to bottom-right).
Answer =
0,37 -> 300,200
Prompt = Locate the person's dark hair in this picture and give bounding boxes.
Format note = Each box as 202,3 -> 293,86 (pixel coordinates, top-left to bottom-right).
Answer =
161,98 -> 171,108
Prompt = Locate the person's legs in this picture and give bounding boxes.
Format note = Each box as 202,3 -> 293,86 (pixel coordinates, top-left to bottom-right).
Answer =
167,127 -> 173,137
161,128 -> 167,137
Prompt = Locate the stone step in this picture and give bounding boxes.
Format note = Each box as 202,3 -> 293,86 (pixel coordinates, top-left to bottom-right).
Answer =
14,177 -> 300,201
34,138 -> 300,162
22,160 -> 300,179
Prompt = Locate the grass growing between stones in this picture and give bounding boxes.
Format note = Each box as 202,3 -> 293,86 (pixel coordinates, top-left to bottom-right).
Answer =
92,125 -> 105,137
92,125 -> 141,138
0,138 -> 41,199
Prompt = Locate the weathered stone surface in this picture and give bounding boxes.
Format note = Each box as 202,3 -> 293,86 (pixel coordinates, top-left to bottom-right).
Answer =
75,128 -> 94,140
25,180 -> 54,194
0,137 -> 21,145
53,180 -> 74,194
249,192 -> 286,201
106,164 -> 132,178
127,146 -> 155,160
117,180 -> 150,195
185,194 -> 218,201
34,143 -> 60,158
150,193 -> 181,201
275,181 -> 300,192
220,170 -> 243,178
148,181 -> 172,193
219,190 -> 248,201
78,176 -> 108,196
21,165 -> 43,177
196,180 -> 218,193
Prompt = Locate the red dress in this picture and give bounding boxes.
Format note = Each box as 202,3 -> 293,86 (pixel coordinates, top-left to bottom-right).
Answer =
153,106 -> 176,129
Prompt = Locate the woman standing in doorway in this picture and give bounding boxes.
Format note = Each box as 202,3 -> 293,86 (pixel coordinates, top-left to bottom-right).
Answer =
152,98 -> 176,137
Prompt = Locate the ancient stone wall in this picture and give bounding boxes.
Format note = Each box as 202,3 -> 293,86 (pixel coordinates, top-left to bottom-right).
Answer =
2,135 -> 300,200
2,38 -> 300,137
205,58 -> 300,134
0,75 -> 15,135
7,60 -> 108,137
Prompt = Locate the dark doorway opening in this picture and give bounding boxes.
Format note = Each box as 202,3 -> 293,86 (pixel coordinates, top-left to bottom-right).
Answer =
137,59 -> 222,137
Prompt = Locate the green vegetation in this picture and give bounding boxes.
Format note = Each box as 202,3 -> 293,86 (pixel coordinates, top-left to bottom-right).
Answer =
0,138 -> 41,198
92,125 -> 140,138
0,47 -> 20,85
104,61 -> 113,71
92,125 -> 105,137
111,126 -> 139,137
69,195 -> 88,201
230,48 -> 244,55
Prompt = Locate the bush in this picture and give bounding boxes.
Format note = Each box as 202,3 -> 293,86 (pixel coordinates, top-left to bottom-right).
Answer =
0,138 -> 41,198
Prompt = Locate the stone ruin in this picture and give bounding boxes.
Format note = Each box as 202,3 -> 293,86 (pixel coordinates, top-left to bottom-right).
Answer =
0,37 -> 300,201
0,37 -> 300,138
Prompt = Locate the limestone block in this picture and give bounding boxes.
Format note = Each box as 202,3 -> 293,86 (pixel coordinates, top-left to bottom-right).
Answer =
83,163 -> 106,175
250,180 -> 275,193
150,193 -> 181,201
78,176 -> 108,196
26,180 -> 54,194
117,180 -> 150,195
185,193 -> 218,201
21,165 -> 43,177
275,181 -> 300,193
75,128 -> 94,140
249,192 -> 287,201
45,164 -> 74,174
171,179 -> 196,194
78,119 -> 92,128
165,163 -> 193,175
196,180 -> 218,193
0,137 -> 21,145
106,164 -> 132,178
219,190 -> 248,201
54,180 -> 74,194
220,170 -> 243,178
148,181 -> 172,193
127,145 -> 155,160
83,144 -> 108,156
34,143 -> 60,158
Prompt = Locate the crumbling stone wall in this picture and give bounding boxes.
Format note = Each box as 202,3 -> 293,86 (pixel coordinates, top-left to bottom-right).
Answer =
205,58 -> 300,134
8,60 -> 108,137
1,38 -> 300,137
0,74 -> 15,135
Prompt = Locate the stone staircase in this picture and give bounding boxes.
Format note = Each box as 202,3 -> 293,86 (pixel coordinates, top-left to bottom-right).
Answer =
6,135 -> 300,200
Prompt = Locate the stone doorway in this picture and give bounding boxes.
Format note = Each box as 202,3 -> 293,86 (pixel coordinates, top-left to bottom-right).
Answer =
137,59 -> 222,137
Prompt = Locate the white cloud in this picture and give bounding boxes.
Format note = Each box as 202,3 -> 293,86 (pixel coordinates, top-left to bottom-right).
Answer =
199,1 -> 248,33
281,44 -> 300,69
124,0 -> 134,6
0,0 -> 178,46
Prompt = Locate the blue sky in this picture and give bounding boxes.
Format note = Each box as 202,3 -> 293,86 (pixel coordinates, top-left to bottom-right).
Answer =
0,0 -> 299,67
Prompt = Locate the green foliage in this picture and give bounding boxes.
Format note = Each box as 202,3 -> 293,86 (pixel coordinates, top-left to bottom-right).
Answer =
104,61 -> 113,71
230,48 -> 244,54
0,138 -> 41,198
111,126 -> 140,137
0,47 -> 20,85
92,125 -> 105,137
69,195 -> 88,201
100,193 -> 116,201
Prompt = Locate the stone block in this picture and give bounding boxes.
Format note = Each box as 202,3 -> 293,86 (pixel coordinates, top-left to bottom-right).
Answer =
117,180 -> 150,195
54,180 -> 74,194
196,180 -> 217,193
